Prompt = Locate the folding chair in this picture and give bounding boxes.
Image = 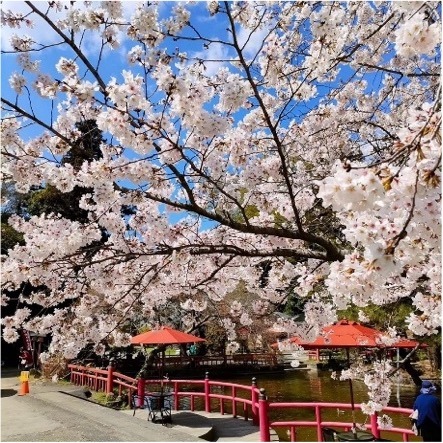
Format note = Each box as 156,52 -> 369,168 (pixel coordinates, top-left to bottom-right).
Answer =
322,427 -> 339,441
147,394 -> 172,425
146,395 -> 163,423
160,394 -> 172,424
132,393 -> 172,425
132,394 -> 149,417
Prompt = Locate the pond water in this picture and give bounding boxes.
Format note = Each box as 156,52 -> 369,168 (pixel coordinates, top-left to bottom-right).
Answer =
217,368 -> 422,442
224,368 -> 418,407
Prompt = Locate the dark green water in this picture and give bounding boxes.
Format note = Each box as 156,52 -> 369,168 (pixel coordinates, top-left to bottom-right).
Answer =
224,368 -> 418,407
218,369 -> 421,442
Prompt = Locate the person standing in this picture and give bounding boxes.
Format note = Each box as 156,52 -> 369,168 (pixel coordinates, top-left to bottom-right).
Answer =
412,380 -> 441,442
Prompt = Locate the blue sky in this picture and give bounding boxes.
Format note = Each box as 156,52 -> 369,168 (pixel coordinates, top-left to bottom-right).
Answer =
0,1 -> 275,169
2,1 -> 440,228
1,2 -> 247,229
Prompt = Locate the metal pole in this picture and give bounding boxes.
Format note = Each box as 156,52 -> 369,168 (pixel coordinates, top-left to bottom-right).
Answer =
204,372 -> 210,412
346,348 -> 357,438
396,348 -> 401,406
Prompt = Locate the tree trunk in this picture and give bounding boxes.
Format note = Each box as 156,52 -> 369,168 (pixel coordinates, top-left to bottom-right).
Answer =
401,359 -> 423,386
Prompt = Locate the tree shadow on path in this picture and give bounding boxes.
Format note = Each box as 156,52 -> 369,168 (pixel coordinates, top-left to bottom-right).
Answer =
1,388 -> 17,397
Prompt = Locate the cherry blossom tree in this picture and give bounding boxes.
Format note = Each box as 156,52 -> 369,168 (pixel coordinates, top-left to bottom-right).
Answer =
1,1 -> 441,413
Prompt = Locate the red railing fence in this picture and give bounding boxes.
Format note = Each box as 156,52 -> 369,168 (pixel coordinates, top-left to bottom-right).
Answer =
67,364 -> 415,442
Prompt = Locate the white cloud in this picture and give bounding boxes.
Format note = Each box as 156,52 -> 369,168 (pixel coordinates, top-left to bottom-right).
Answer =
1,1 -> 61,52
121,1 -> 139,21
236,26 -> 269,59
1,1 -> 138,53
193,41 -> 231,77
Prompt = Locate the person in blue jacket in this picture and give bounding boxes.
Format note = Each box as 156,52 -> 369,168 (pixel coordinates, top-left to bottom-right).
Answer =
412,380 -> 441,442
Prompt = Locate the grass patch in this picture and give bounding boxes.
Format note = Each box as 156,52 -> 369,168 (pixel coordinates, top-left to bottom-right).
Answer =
91,390 -> 129,409
92,391 -> 109,406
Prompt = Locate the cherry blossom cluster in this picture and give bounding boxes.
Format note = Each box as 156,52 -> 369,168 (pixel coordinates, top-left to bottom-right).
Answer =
311,102 -> 441,336
332,357 -> 394,415
0,1 -> 440,410
394,7 -> 441,58
180,299 -> 208,312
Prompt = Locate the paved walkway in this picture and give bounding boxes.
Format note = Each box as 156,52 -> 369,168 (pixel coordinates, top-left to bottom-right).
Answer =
1,369 -> 262,442
124,408 -> 262,442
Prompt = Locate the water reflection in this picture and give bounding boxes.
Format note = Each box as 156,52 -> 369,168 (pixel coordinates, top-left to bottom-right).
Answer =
223,368 -> 417,407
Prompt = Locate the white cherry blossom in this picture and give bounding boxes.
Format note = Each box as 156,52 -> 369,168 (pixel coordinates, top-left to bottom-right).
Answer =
0,1 -> 440,414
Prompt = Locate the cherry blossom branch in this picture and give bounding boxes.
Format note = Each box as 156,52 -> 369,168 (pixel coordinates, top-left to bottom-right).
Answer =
1,41 -> 66,54
225,2 -> 304,234
350,96 -> 441,170
1,1 -> 440,371
24,1 -> 107,94
357,62 -> 439,78
328,12 -> 397,71
136,187 -> 344,260
172,145 -> 255,227
1,97 -> 73,146
385,173 -> 419,255
190,256 -> 236,289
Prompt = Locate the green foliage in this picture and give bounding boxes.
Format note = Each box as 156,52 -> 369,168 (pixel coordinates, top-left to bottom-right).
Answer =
92,390 -> 126,408
1,183 -> 28,254
23,184 -> 90,222
338,300 -> 414,334
63,119 -> 104,170
204,322 -> 227,354
272,210 -> 287,227
1,220 -> 24,254
92,391 -> 109,405
18,120 -> 104,223
282,291 -> 305,318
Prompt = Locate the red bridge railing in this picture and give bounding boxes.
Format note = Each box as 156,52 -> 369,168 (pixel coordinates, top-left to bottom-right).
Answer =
68,364 -> 415,442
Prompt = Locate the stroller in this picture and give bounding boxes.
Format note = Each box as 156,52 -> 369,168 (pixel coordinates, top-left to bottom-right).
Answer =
18,348 -> 34,371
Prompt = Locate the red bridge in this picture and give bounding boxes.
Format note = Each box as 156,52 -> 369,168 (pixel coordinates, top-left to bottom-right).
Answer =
68,364 -> 416,442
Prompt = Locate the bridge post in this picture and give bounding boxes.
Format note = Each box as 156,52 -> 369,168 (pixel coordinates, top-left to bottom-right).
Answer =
251,377 -> 259,425
315,405 -> 322,442
259,388 -> 270,442
204,372 -> 211,413
106,359 -> 114,394
137,377 -> 145,408
370,412 -> 380,439
232,385 -> 237,418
